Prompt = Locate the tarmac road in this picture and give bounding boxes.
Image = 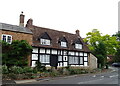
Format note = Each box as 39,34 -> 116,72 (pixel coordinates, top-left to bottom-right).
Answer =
16,67 -> 120,86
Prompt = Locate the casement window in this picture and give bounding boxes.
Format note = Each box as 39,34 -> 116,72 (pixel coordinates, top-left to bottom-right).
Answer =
39,32 -> 51,45
40,39 -> 50,45
32,54 -> 38,60
1,34 -> 12,44
75,43 -> 82,49
39,55 -> 50,63
61,41 -> 67,47
68,51 -> 74,55
52,49 -> 57,54
58,56 -> 62,61
59,37 -> 68,47
69,56 -> 78,64
80,57 -> 83,64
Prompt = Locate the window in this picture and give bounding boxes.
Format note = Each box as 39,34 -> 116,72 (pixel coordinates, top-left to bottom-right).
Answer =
61,41 -> 67,47
84,53 -> 88,56
31,61 -> 36,67
68,51 -> 74,55
69,56 -> 78,64
32,54 -> 38,60
75,44 -> 82,49
1,34 -> 12,44
58,56 -> 62,61
79,52 -> 83,56
40,39 -> 50,45
46,49 -> 50,54
84,57 -> 88,61
80,57 -> 83,64
39,55 -> 50,63
40,48 -> 45,53
32,48 -> 38,53
52,49 -> 57,54
63,51 -> 67,55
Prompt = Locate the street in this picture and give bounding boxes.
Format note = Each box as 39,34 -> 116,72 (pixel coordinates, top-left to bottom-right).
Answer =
17,67 -> 119,85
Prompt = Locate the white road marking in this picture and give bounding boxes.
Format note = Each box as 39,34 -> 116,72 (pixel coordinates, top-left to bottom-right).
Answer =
109,75 -> 118,78
78,78 -> 103,84
92,75 -> 96,77
101,76 -> 104,78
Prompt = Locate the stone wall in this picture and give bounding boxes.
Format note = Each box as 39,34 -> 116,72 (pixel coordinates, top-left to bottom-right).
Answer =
89,53 -> 97,69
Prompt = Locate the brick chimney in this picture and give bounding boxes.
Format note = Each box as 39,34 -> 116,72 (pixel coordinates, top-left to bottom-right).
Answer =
75,29 -> 80,36
19,11 -> 25,27
26,18 -> 33,30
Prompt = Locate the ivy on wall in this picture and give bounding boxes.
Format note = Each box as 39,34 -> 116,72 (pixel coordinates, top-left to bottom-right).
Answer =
1,40 -> 32,67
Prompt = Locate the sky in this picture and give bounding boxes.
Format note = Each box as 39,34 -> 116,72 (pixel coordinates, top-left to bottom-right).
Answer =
0,0 -> 120,38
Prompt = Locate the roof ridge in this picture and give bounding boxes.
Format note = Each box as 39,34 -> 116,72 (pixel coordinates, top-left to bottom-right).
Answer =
33,25 -> 76,36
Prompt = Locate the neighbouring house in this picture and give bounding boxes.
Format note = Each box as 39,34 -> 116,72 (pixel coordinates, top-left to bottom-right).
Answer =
0,12 -> 33,66
25,16 -> 97,69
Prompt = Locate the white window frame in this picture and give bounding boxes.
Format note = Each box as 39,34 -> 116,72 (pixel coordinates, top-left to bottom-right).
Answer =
40,38 -> 50,45
80,57 -> 83,64
75,44 -> 82,49
61,41 -> 67,47
32,54 -> 38,60
1,34 -> 12,44
58,56 -> 62,61
69,56 -> 78,64
52,49 -> 57,54
39,55 -> 50,63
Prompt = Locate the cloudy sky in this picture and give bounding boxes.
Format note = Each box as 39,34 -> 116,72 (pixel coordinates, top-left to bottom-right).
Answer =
0,0 -> 119,37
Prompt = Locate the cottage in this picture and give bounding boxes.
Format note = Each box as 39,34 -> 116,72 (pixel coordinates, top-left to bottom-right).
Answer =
25,17 -> 97,69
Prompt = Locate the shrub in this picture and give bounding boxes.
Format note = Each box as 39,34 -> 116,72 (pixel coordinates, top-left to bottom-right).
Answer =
23,66 -> 33,73
2,40 -> 32,67
9,66 -> 23,74
58,67 -> 70,75
2,65 -> 9,74
34,61 -> 46,72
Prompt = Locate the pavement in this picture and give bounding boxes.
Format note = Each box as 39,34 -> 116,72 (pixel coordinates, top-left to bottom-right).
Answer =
14,67 -> 115,84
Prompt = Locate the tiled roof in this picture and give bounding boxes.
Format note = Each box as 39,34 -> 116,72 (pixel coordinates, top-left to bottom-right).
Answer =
0,23 -> 32,34
31,25 -> 90,52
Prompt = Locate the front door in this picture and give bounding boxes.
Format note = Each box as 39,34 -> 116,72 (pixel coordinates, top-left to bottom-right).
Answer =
50,55 -> 58,67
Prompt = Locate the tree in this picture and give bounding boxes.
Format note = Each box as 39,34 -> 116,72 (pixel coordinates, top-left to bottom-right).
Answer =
84,29 -> 119,68
114,46 -> 120,62
113,32 -> 120,41
84,29 -> 118,55
93,41 -> 107,68
113,32 -> 120,62
2,40 -> 32,67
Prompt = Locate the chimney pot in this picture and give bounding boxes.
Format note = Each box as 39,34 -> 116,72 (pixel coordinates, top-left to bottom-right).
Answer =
76,29 -> 80,36
19,11 -> 25,27
26,18 -> 33,30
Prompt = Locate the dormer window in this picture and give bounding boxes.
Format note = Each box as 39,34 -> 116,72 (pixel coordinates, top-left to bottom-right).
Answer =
74,38 -> 83,49
39,32 -> 51,46
59,37 -> 67,47
75,43 -> 82,49
61,41 -> 67,47
40,39 -> 50,45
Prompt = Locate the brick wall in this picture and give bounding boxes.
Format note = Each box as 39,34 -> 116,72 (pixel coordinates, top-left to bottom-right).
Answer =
1,30 -> 33,66
0,30 -> 33,45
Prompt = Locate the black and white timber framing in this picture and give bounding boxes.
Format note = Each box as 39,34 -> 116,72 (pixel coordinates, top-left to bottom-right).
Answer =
31,47 -> 89,67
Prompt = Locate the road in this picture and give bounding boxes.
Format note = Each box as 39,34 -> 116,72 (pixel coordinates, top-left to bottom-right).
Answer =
16,67 -> 120,86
